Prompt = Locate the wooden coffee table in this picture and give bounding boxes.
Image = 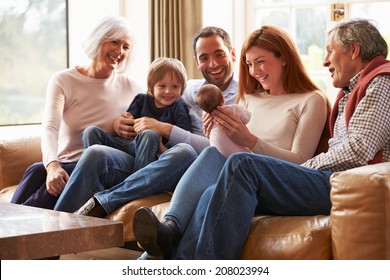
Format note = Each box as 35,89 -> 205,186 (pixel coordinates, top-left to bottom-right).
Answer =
0,203 -> 123,260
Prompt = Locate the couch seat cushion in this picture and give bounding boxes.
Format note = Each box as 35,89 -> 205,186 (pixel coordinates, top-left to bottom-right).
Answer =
106,192 -> 172,242
241,215 -> 331,259
0,185 -> 17,204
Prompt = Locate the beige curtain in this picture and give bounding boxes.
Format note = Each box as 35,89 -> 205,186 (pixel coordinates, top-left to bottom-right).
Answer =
150,0 -> 202,79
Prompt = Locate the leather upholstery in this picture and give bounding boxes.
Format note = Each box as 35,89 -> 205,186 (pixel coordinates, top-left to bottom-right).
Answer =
330,163 -> 390,259
107,193 -> 172,242
241,215 -> 331,259
0,125 -> 41,189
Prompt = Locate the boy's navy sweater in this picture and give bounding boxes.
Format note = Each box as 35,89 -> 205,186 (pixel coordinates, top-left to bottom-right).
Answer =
127,93 -> 193,145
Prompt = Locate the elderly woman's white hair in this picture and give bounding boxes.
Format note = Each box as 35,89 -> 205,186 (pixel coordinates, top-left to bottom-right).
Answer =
83,16 -> 133,72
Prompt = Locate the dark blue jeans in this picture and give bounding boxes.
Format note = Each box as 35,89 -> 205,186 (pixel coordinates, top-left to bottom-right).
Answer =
175,152 -> 333,259
10,162 -> 77,209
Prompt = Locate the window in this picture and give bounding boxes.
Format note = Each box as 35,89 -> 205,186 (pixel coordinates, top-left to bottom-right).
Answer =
246,0 -> 390,103
0,0 -> 68,126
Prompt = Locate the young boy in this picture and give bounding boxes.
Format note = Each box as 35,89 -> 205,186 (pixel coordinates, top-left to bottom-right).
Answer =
82,57 -> 192,172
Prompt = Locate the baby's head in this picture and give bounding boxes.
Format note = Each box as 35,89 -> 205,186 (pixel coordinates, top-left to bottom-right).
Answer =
196,84 -> 224,113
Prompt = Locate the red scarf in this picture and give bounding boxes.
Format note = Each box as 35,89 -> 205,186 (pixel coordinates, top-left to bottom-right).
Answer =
329,55 -> 390,164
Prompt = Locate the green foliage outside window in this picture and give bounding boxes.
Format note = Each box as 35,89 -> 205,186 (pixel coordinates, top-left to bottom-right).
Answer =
0,0 -> 68,126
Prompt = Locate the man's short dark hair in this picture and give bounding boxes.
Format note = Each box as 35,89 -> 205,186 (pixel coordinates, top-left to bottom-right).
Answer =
192,26 -> 232,56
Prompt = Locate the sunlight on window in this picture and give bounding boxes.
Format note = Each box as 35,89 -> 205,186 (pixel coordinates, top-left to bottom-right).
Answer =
350,2 -> 390,60
0,0 -> 67,126
246,0 -> 390,103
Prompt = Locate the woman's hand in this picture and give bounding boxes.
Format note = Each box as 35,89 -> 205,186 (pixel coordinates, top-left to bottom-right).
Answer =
46,161 -> 69,197
112,112 -> 136,139
158,137 -> 168,154
212,106 -> 257,149
202,113 -> 213,138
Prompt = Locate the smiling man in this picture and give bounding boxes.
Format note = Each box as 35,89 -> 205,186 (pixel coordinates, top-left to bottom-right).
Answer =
182,27 -> 238,138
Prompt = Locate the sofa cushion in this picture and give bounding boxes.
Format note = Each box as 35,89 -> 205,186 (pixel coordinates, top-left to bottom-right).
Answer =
0,125 -> 41,189
151,201 -> 171,220
241,215 -> 332,259
0,185 -> 17,204
330,163 -> 390,260
106,192 -> 172,242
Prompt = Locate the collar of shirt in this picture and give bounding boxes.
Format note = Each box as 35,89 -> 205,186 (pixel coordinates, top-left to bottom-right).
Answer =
198,72 -> 238,98
345,70 -> 361,93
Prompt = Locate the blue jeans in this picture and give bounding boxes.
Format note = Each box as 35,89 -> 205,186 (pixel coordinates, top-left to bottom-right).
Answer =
175,152 -> 333,259
165,147 -> 226,233
82,126 -> 160,172
53,143 -> 197,214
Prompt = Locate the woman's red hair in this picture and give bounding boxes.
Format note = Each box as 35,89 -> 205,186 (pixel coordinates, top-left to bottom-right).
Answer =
237,25 -> 320,102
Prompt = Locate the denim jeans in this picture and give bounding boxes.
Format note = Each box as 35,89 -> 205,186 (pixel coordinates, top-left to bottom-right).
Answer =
165,147 -> 226,233
53,143 -> 197,214
82,126 -> 160,172
175,152 -> 333,259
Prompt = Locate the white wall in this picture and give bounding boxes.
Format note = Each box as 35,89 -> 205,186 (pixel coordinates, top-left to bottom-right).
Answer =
68,0 -> 119,67
202,0 -> 246,74
67,0 -> 149,85
121,0 -> 149,86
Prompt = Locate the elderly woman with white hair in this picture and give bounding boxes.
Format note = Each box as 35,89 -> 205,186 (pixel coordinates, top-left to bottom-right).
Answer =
11,16 -> 143,209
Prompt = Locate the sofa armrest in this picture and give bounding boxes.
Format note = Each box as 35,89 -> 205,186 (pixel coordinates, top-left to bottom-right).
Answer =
330,163 -> 390,260
0,125 -> 41,190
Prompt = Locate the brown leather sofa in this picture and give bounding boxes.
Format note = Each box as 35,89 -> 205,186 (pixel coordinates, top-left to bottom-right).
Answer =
1,125 -> 389,259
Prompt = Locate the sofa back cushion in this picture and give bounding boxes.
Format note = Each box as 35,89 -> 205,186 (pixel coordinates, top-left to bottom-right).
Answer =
0,125 -> 41,189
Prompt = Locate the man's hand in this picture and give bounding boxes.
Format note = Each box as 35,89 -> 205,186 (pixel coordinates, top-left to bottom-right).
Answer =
112,112 -> 136,139
46,161 -> 69,197
133,117 -> 173,138
212,106 -> 257,149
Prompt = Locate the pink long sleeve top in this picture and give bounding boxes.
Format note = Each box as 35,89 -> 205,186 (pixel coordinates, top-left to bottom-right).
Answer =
240,90 -> 327,164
